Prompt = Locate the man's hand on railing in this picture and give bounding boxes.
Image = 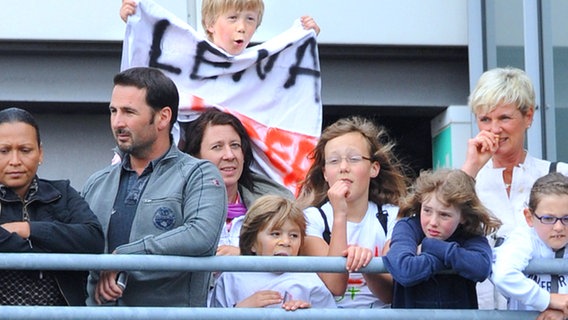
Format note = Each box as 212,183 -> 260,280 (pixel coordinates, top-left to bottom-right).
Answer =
95,270 -> 124,304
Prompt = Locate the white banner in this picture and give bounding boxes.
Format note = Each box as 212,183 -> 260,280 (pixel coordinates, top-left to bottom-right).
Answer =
121,0 -> 322,192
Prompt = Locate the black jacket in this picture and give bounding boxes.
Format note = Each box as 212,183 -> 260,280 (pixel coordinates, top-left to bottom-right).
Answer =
0,178 -> 104,305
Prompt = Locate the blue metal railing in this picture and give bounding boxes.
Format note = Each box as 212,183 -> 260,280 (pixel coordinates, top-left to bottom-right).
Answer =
0,306 -> 540,320
0,253 -> 553,319
0,253 -> 565,274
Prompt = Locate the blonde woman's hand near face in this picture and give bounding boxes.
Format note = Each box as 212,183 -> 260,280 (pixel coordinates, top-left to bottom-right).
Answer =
461,130 -> 500,178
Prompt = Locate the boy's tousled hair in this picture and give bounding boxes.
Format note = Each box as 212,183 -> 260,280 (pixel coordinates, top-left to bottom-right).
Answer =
527,172 -> 568,213
202,0 -> 264,40
239,195 -> 306,256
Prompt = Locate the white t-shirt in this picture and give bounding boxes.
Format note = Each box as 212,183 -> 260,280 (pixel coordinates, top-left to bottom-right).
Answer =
210,271 -> 336,308
476,154 -> 568,310
218,215 -> 246,247
304,201 -> 398,308
476,154 -> 568,239
492,225 -> 568,311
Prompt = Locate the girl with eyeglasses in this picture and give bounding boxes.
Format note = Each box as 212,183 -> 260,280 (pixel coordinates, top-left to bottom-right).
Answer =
492,172 -> 568,319
296,116 -> 409,308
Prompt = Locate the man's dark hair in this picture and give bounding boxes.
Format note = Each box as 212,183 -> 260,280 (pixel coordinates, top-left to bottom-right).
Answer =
113,67 -> 179,129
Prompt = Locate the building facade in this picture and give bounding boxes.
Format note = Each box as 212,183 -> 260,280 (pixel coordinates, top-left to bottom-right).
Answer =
0,0 -> 565,188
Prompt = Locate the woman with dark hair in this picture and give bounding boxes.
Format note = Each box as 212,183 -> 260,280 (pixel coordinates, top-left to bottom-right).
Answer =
0,107 -> 104,305
180,108 -> 292,256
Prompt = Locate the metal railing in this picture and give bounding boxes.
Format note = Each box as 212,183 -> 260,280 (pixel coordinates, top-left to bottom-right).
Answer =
0,306 -> 540,320
0,253 -> 554,319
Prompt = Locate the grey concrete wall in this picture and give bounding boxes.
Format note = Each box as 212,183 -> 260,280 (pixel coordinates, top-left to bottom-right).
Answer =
34,112 -> 116,191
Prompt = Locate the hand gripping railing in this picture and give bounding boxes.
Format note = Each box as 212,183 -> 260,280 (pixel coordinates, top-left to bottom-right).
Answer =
0,253 -> 552,319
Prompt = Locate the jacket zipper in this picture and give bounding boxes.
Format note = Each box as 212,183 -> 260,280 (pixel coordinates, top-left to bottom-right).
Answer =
22,190 -> 67,302
22,201 -> 33,250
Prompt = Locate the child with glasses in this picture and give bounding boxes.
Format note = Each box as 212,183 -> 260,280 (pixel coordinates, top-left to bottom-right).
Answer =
297,116 -> 409,308
492,172 -> 568,319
